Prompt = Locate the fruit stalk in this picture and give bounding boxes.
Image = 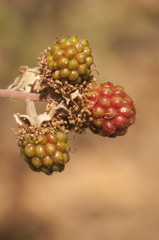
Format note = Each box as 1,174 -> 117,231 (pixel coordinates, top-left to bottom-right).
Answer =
0,89 -> 46,102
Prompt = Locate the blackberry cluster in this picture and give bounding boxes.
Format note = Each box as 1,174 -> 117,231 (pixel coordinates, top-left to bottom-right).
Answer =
46,36 -> 93,84
20,132 -> 70,175
85,82 -> 136,137
16,36 -> 136,175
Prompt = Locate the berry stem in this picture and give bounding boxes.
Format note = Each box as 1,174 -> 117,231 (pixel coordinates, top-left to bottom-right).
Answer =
0,89 -> 47,102
26,100 -> 38,119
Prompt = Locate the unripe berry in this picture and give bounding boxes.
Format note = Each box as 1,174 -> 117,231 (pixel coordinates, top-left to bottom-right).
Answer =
65,143 -> 70,152
22,139 -> 28,147
49,61 -> 58,71
93,118 -> 104,127
42,156 -> 53,168
84,82 -> 136,137
69,36 -> 78,43
68,59 -> 78,70
56,132 -> 67,142
37,135 -> 47,144
20,131 -> 70,175
45,143 -> 56,155
52,163 -> 65,172
98,96 -> 110,108
64,48 -> 76,59
47,133 -> 57,144
58,38 -> 66,44
73,76 -> 82,84
53,49 -> 64,59
35,145 -> 46,158
57,57 -> 69,68
44,36 -> 93,84
28,137 -> 36,145
56,141 -> 66,152
85,56 -> 93,67
52,70 -> 60,79
61,40 -> 72,48
23,155 -> 30,163
92,105 -> 105,118
77,64 -> 87,75
84,47 -> 92,56
54,151 -> 63,163
41,166 -> 53,175
51,44 -> 60,54
75,53 -> 85,63
74,42 -> 84,52
63,152 -> 70,163
80,39 -> 88,46
25,144 -> 35,157
31,157 -> 42,169
47,55 -> 53,63
59,68 -> 69,78
86,68 -> 91,77
68,71 -> 79,81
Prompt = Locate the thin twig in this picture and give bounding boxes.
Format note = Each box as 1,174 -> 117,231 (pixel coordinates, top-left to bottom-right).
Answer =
26,100 -> 38,118
0,89 -> 46,102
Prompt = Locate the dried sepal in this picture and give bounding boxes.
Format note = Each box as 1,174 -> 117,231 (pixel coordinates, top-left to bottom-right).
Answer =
8,66 -> 41,93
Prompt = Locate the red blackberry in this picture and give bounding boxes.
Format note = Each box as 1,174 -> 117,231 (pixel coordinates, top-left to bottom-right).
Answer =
85,82 -> 136,137
46,36 -> 93,84
20,132 -> 70,175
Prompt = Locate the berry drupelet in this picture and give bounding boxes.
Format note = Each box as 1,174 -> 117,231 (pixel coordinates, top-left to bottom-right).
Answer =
46,36 -> 93,84
85,82 -> 136,137
20,132 -> 70,175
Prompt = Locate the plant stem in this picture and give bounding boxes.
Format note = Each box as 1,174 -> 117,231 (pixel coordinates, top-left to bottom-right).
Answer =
0,89 -> 46,102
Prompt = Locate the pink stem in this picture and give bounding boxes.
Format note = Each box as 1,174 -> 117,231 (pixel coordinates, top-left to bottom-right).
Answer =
0,89 -> 46,102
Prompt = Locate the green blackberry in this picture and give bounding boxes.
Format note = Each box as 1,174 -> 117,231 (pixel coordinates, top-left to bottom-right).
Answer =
20,132 -> 70,175
46,36 -> 93,84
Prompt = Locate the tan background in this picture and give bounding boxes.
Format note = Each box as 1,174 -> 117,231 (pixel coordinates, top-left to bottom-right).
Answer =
0,0 -> 159,239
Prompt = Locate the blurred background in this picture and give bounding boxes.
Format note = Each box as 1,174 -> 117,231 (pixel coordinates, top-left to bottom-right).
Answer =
0,0 -> 159,239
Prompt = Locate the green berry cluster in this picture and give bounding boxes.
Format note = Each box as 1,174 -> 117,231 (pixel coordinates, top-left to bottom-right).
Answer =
20,132 -> 70,175
46,36 -> 93,84
17,36 -> 136,176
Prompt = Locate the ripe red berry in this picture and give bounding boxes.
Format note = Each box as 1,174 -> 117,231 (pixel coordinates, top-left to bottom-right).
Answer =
100,87 -> 113,97
85,81 -> 136,137
105,107 -> 117,119
113,114 -> 128,128
119,105 -> 132,118
112,87 -> 125,98
111,96 -> 124,109
103,120 -> 116,133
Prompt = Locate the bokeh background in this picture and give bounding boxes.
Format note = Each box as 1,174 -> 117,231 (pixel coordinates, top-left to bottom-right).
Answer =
0,0 -> 159,239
